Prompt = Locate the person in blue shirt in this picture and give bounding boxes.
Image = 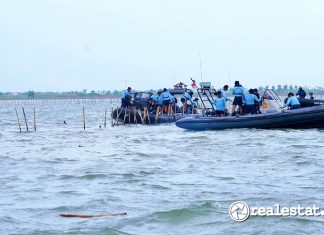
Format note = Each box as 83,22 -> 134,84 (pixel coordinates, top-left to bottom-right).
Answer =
296,87 -> 306,99
284,92 -> 301,109
181,89 -> 194,114
245,89 -> 262,114
231,81 -> 245,115
156,90 -> 163,107
253,88 -> 261,114
221,85 -> 230,101
159,88 -> 174,113
121,87 -> 132,108
187,97 -> 199,114
148,93 -> 160,112
150,93 -> 159,102
192,98 -> 199,108
213,91 -> 226,117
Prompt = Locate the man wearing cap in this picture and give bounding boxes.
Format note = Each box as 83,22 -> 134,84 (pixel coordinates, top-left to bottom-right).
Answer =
245,89 -> 262,114
231,81 -> 245,115
121,87 -> 132,108
213,90 -> 226,117
284,92 -> 301,109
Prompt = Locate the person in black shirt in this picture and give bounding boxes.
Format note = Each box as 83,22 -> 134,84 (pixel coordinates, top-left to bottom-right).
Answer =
296,87 -> 306,99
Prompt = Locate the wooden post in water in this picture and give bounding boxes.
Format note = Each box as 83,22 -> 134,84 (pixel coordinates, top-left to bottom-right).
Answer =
22,107 -> 29,131
116,106 -> 120,126
123,108 -> 127,125
104,108 -> 107,128
155,107 -> 160,125
111,107 -> 114,127
142,108 -> 147,124
138,108 -> 144,125
83,106 -> 86,130
133,108 -> 137,125
146,108 -> 151,125
33,107 -> 36,132
15,107 -> 22,133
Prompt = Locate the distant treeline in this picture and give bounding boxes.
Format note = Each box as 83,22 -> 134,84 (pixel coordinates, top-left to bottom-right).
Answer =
0,90 -> 122,100
0,85 -> 323,100
253,85 -> 324,95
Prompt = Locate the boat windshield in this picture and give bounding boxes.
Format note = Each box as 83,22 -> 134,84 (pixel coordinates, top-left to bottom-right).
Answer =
260,89 -> 283,113
262,89 -> 281,101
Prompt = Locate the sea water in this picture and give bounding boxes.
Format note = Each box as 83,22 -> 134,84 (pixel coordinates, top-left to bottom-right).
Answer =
0,100 -> 324,234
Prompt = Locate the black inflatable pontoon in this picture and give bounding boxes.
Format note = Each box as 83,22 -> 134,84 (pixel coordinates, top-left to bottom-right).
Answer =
176,105 -> 324,131
298,98 -> 324,107
112,107 -> 194,125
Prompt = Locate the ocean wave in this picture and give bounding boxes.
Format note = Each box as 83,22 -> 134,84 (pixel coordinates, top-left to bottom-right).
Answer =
59,173 -> 108,180
145,202 -> 216,223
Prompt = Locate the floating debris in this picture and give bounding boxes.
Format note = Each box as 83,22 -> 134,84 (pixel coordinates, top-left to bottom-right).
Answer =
60,212 -> 127,218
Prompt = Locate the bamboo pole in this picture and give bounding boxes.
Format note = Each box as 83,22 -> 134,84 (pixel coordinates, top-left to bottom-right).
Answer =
15,107 -> 22,133
83,106 -> 86,130
155,107 -> 160,125
116,106 -> 119,125
104,108 -> 107,128
143,108 -> 147,124
146,108 -> 151,125
22,107 -> 29,131
169,104 -> 172,115
133,108 -> 137,125
33,107 -> 36,131
111,107 -> 114,127
123,108 -> 127,125
137,108 -> 144,125
113,107 -> 122,126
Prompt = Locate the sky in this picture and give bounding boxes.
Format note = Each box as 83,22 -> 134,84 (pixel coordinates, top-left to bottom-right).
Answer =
0,0 -> 324,92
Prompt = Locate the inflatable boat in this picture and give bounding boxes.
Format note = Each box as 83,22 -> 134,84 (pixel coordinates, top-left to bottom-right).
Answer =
112,86 -> 200,125
176,105 -> 324,131
112,107 -> 195,125
298,98 -> 324,107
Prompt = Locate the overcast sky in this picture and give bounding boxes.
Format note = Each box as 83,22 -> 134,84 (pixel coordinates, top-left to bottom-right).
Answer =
1,0 -> 324,91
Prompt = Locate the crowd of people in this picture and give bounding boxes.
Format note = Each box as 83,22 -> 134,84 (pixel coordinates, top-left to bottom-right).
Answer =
213,81 -> 309,116
121,86 -> 198,114
212,81 -> 263,116
121,81 -> 312,116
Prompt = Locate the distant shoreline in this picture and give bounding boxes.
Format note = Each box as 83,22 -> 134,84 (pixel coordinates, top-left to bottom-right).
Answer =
0,96 -> 120,101
1,87 -> 324,100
